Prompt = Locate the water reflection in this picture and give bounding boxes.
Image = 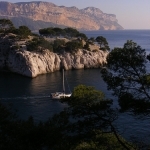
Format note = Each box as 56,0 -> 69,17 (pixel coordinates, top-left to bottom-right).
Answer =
0,69 -> 107,121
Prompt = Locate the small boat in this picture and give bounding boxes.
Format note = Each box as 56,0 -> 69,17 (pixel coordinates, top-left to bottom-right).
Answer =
51,69 -> 71,99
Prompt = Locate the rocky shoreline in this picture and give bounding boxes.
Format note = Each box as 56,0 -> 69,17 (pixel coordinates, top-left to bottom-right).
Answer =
0,48 -> 108,78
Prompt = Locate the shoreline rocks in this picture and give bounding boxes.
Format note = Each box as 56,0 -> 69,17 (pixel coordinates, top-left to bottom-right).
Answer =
0,49 -> 108,78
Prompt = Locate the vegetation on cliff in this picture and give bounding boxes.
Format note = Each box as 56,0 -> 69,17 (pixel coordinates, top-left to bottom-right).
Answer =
0,19 -> 110,53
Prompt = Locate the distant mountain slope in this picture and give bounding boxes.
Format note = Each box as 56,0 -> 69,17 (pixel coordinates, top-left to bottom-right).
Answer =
0,1 -> 123,31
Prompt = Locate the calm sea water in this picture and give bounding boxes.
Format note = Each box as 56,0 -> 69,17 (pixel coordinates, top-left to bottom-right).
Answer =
83,30 -> 150,53
0,30 -> 150,143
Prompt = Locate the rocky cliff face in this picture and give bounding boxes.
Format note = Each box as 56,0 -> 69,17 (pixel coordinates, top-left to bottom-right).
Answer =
0,1 -> 123,31
0,48 -> 108,78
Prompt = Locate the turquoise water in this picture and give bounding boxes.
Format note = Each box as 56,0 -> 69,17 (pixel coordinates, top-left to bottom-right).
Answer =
0,30 -> 150,144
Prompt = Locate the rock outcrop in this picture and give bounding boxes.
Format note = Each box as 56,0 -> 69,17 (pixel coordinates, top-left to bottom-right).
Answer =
0,1 -> 123,31
0,48 -> 108,77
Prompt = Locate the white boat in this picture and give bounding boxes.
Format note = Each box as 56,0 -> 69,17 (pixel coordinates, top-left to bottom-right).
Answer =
51,69 -> 71,99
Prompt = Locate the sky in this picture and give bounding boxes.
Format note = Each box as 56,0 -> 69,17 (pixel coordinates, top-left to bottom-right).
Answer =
5,0 -> 150,29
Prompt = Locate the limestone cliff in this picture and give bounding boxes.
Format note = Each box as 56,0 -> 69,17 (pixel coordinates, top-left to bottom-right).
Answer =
0,48 -> 108,78
0,1 -> 123,31
0,28 -> 108,77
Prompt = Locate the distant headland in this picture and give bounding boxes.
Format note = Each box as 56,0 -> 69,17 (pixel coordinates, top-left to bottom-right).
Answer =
0,1 -> 123,32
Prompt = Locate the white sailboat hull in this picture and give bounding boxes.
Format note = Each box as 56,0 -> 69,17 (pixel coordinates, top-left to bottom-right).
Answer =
51,69 -> 71,99
51,92 -> 71,99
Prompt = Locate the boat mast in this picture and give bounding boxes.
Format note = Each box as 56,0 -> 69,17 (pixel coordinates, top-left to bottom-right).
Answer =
63,69 -> 65,93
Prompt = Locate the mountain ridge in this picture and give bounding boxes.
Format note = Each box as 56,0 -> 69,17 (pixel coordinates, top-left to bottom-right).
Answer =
0,1 -> 123,31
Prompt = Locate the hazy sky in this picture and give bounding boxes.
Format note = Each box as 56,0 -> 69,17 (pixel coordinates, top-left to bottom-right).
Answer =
5,0 -> 150,29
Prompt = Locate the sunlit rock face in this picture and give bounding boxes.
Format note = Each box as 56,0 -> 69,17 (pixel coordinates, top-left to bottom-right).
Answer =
0,49 -> 108,77
7,50 -> 61,77
0,1 -> 123,31
61,49 -> 108,70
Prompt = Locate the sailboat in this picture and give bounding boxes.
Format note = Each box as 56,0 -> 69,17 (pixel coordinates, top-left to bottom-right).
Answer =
51,69 -> 71,99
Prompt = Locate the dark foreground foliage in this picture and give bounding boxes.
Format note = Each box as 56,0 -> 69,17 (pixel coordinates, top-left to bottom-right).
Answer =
101,40 -> 150,114
0,85 -> 136,150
